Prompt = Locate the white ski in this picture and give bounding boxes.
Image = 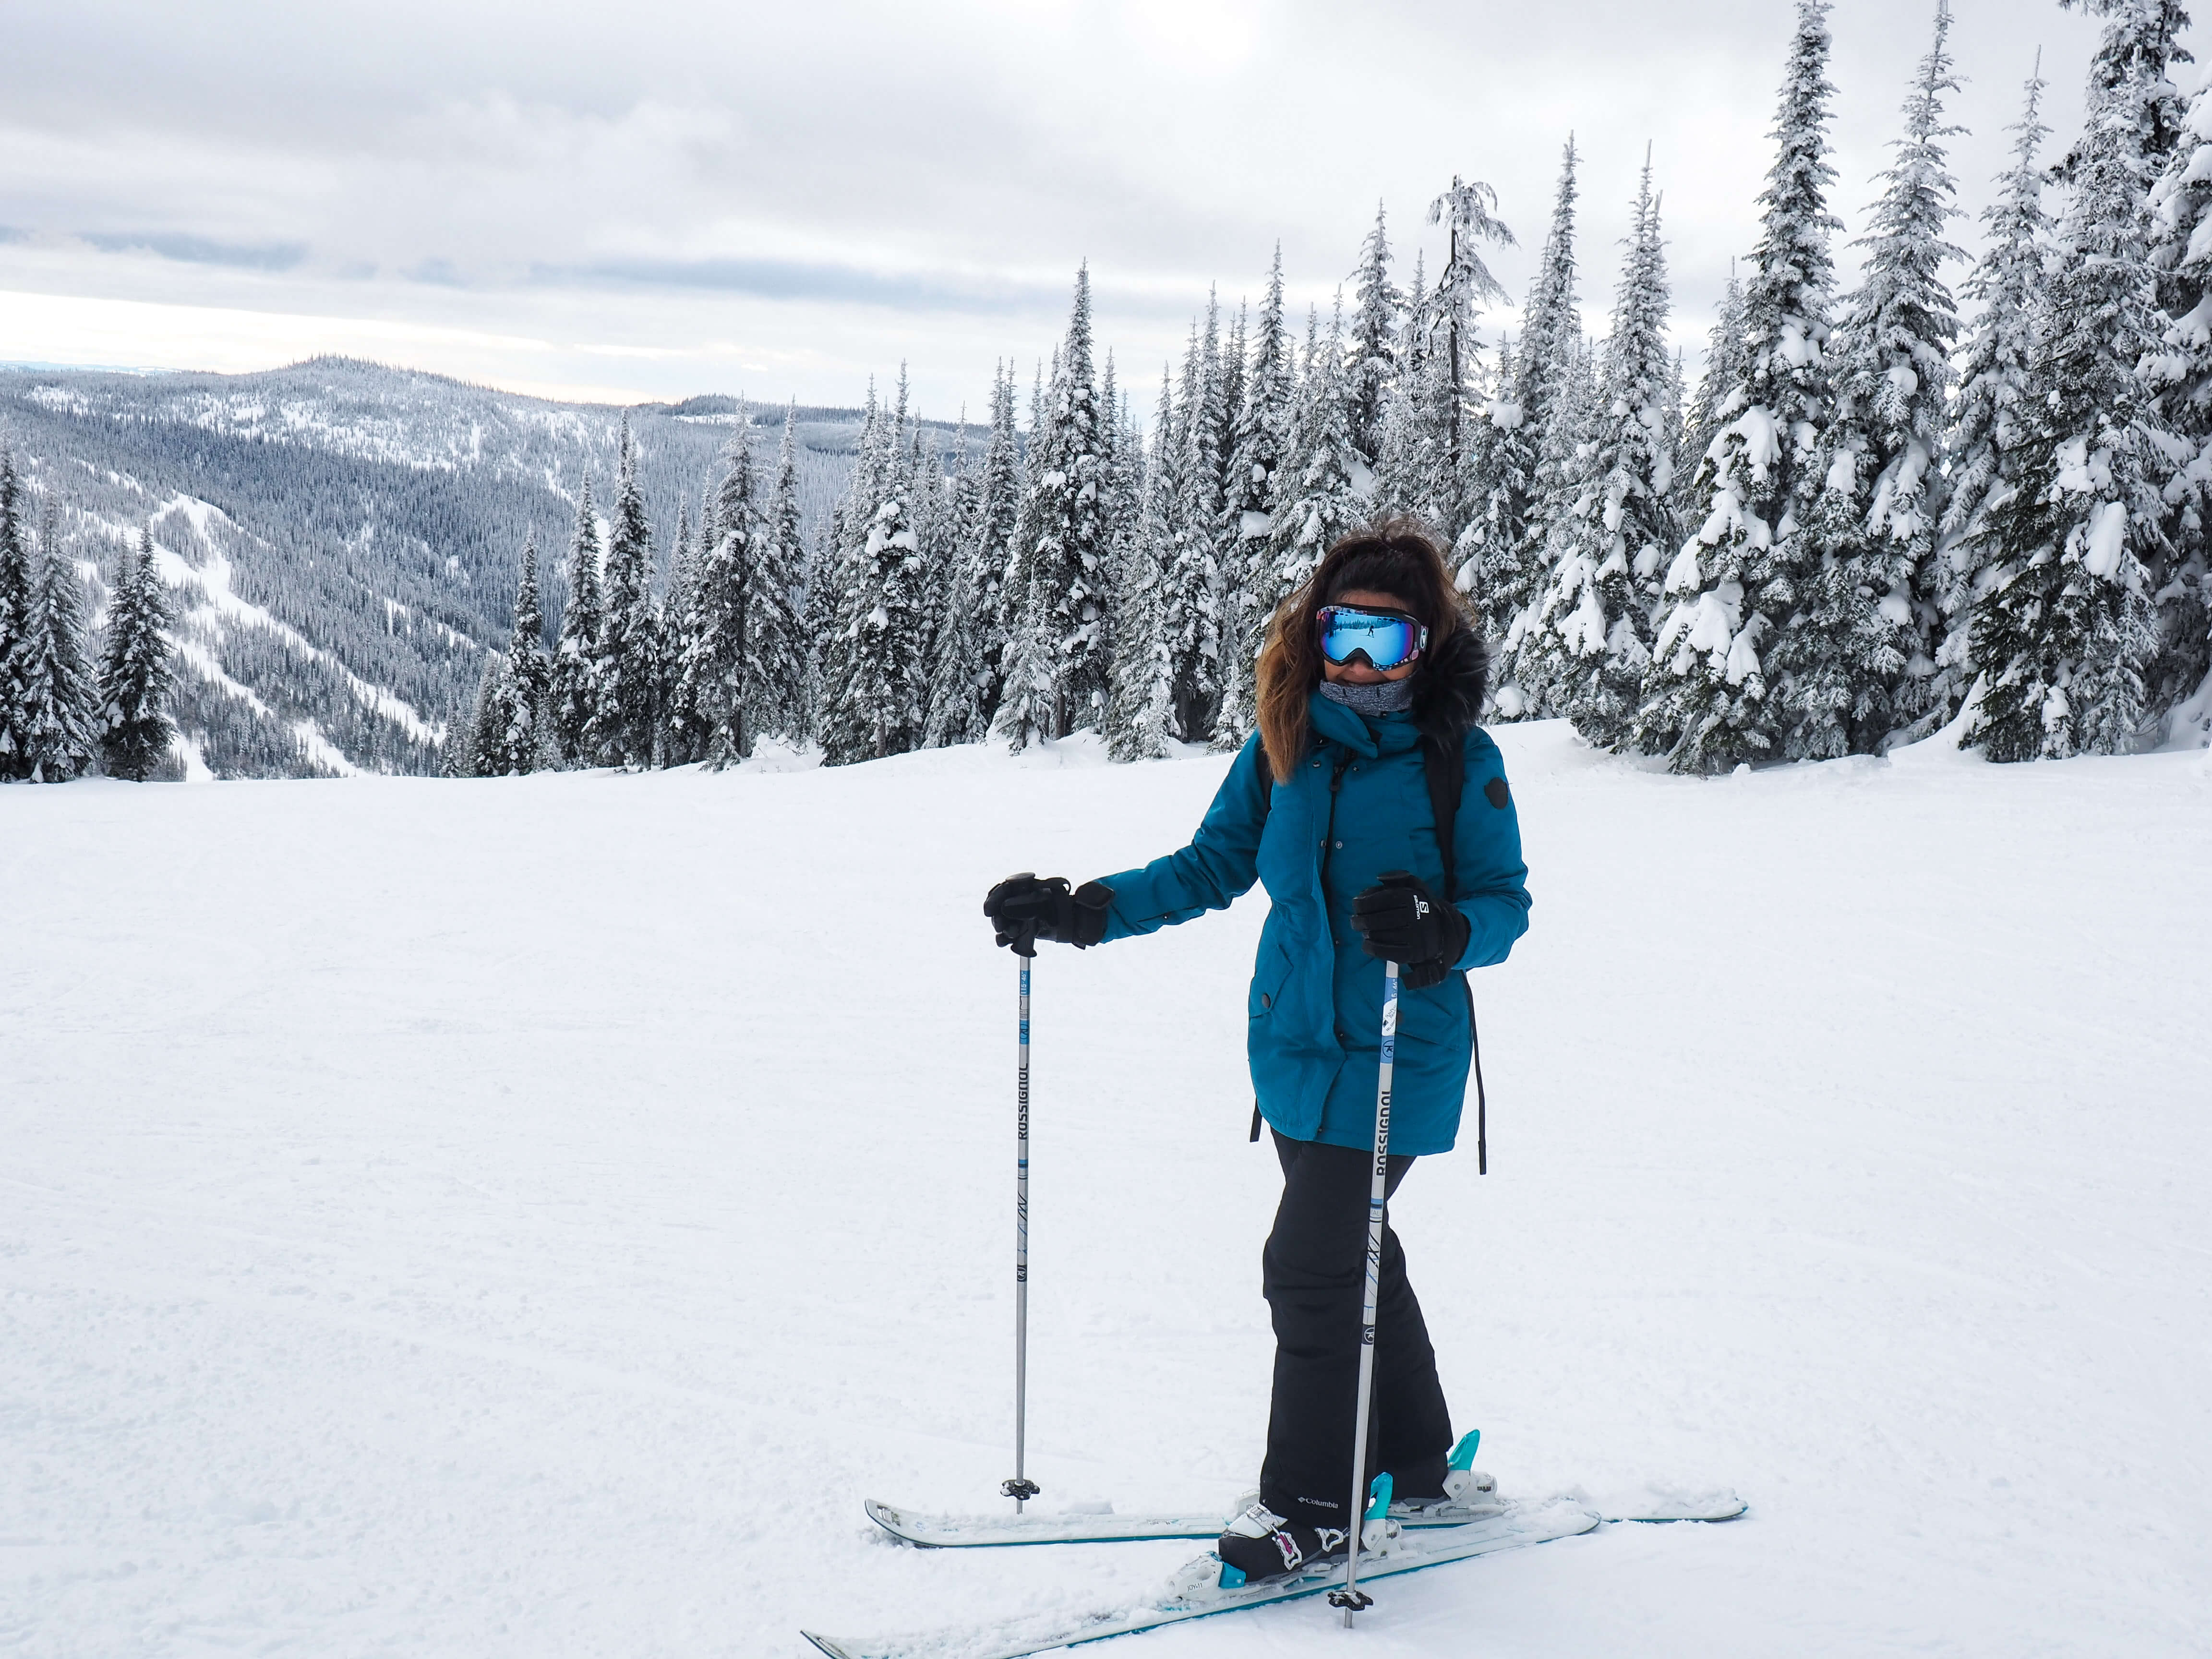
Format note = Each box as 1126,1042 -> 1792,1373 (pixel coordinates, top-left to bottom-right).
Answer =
862,1483 -> 1742,1549
805,1500 -> 1603,1659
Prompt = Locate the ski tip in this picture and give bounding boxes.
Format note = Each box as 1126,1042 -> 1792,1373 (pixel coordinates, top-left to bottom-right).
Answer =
800,1633 -> 856,1659
1604,1489 -> 1749,1524
862,1498 -> 934,1547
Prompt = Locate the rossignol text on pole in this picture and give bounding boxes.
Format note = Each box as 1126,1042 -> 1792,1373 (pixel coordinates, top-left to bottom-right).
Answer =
1328,956 -> 1400,1627
1002,919 -> 1041,1512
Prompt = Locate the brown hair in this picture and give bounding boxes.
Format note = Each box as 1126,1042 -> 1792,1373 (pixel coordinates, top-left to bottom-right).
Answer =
1254,514 -> 1471,781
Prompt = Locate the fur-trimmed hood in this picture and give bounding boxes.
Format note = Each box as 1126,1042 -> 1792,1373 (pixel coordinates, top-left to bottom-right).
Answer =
1412,624 -> 1491,742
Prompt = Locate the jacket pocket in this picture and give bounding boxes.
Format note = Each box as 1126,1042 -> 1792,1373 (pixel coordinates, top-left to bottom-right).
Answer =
1250,936 -> 1293,1019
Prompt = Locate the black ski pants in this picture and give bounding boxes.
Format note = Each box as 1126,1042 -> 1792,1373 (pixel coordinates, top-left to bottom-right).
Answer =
1259,1130 -> 1454,1530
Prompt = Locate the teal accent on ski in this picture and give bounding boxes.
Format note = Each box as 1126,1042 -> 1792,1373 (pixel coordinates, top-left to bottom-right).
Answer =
1447,1429 -> 1481,1470
1216,1563 -> 1246,1590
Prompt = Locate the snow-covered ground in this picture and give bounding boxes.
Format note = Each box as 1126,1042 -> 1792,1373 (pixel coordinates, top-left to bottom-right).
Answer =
4,724 -> 2208,1659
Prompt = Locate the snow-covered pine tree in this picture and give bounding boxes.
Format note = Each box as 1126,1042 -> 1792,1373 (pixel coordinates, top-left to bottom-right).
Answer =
437,699 -> 466,776
993,267 -> 1115,747
1424,179 -> 1517,628
690,475 -> 719,710
921,488 -> 985,750
1087,356 -> 1137,700
744,407 -> 810,748
465,652 -> 513,778
1516,138 -> 1585,428
659,506 -> 705,765
991,358 -> 1049,738
590,420 -> 660,768
971,364 -> 1023,729
1214,247 -> 1297,751
799,536 -> 837,742
924,375 -> 1018,747
2146,44 -> 2212,722
830,373 -> 931,762
1374,253 -> 1436,522
908,423 -> 951,691
1679,266 -> 1750,527
480,536 -> 552,774
1507,337 -> 1599,718
1967,0 -> 2189,760
1784,1 -> 1964,758
1160,315 -> 1223,740
688,416 -> 766,765
1516,161 -> 1678,749
550,479 -> 604,765
1099,353 -> 1142,596
1264,298 -> 1366,612
1106,364 -> 1181,761
945,407 -> 980,562
1426,175 -> 1516,544
12,500 -> 100,782
0,452 -> 31,780
98,524 -> 176,781
1216,298 -> 1249,559
1665,347 -> 1689,478
1491,138 -> 1587,716
1638,0 -> 1842,770
1456,332 -> 1536,617
1938,64 -> 2052,724
1346,202 -> 1405,469
813,380 -> 884,756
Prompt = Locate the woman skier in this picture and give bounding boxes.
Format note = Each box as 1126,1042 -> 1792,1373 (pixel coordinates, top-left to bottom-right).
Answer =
982,517 -> 1529,1584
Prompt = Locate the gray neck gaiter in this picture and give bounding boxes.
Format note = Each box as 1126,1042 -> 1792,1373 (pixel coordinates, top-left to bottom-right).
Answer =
1319,677 -> 1417,716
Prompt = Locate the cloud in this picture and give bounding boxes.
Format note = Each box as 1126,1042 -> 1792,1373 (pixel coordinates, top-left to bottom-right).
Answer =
0,0 -> 2176,409
79,230 -> 309,271
528,254 -> 1128,321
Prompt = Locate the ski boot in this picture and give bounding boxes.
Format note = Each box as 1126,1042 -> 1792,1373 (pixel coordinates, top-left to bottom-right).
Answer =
1388,1431 -> 1507,1523
1213,1500 -> 1348,1585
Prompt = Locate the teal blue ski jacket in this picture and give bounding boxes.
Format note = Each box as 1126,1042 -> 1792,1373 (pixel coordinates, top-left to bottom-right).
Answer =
1095,664 -> 1527,1156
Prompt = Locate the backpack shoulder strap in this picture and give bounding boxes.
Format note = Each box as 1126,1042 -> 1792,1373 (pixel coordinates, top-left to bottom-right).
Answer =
1420,730 -> 1465,899
1421,729 -> 1486,1174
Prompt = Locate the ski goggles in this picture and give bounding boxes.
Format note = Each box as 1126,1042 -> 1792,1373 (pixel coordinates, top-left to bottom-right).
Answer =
1315,605 -> 1429,671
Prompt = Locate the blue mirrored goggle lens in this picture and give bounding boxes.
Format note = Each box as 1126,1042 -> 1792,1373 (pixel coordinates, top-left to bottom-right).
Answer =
1316,608 -> 1423,669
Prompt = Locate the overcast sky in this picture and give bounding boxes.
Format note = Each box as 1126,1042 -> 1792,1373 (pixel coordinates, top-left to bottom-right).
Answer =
0,0 -> 2198,415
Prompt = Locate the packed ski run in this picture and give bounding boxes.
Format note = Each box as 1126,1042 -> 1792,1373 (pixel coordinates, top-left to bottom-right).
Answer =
5,721 -> 2208,1657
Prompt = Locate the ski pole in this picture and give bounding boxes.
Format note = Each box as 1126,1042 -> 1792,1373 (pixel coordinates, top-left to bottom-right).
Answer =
1328,956 -> 1399,1628
1002,927 -> 1041,1512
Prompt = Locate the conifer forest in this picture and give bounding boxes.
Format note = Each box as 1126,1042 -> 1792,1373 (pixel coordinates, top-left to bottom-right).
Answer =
4,0 -> 2210,783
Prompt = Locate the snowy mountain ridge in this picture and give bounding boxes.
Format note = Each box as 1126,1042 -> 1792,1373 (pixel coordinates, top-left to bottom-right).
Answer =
0,358 -> 867,777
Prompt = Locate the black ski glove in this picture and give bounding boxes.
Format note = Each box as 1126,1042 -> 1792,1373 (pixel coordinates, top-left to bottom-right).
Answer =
983,873 -> 1115,956
1350,870 -> 1469,990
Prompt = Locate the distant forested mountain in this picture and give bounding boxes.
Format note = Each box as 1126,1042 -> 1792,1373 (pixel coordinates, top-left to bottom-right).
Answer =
0,358 -> 875,776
